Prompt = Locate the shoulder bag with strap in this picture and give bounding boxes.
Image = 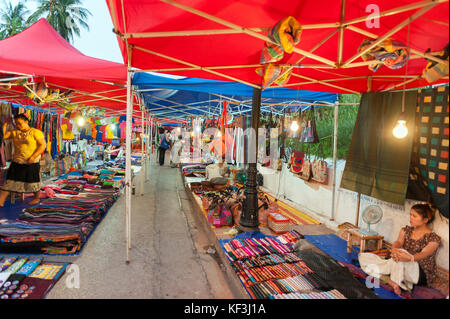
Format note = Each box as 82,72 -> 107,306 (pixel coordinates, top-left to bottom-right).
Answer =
299,144 -> 311,181
300,105 -> 319,144
289,150 -> 305,175
311,142 -> 328,184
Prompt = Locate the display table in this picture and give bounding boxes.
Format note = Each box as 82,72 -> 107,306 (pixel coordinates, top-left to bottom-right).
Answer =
346,228 -> 384,253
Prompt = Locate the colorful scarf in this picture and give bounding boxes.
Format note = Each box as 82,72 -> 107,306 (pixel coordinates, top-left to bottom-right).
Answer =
358,38 -> 410,72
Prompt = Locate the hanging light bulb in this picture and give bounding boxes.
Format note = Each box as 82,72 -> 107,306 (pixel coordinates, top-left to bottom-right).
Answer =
110,124 -> 116,130
393,23 -> 410,140
393,118 -> 408,139
393,90 -> 408,139
77,117 -> 85,127
290,120 -> 299,132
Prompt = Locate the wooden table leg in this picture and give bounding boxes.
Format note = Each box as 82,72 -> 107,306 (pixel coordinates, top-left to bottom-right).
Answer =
347,233 -> 352,253
377,239 -> 383,250
360,239 -> 366,252
10,192 -> 15,205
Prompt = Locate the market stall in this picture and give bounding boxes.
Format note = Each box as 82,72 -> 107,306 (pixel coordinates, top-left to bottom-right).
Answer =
107,0 -> 449,299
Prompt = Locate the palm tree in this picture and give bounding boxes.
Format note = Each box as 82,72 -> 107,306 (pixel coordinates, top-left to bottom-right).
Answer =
27,0 -> 91,43
0,1 -> 30,40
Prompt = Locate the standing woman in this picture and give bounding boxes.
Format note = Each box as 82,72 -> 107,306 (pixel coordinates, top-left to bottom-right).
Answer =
0,114 -> 46,206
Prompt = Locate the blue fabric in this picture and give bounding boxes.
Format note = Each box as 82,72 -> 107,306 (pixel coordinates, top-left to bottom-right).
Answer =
95,125 -> 103,142
304,234 -> 360,264
57,171 -> 83,180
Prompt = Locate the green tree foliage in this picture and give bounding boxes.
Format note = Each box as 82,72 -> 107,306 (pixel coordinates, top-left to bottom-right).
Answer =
27,0 -> 91,43
0,1 -> 29,39
285,94 -> 361,160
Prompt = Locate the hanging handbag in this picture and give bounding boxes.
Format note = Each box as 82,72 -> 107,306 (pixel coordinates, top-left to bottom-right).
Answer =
300,106 -> 319,143
299,144 -> 311,181
289,150 -> 305,174
311,143 -> 328,184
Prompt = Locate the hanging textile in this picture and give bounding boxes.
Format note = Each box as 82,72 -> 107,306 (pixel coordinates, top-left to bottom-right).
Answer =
255,64 -> 292,88
340,91 -> 417,205
406,86 -> 449,218
358,38 -> 410,72
422,43 -> 449,83
260,16 -> 302,64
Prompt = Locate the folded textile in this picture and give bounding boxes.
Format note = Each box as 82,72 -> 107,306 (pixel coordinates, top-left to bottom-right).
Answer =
358,252 -> 419,290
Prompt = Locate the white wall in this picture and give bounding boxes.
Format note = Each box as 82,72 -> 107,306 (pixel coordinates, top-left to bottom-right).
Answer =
258,161 -> 449,271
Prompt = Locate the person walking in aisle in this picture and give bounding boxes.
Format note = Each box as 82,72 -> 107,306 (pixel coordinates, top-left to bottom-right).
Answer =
170,135 -> 183,168
158,128 -> 170,166
0,113 -> 46,206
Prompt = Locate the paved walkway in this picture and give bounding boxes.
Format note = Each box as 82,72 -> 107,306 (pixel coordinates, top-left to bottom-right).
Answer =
47,152 -> 235,299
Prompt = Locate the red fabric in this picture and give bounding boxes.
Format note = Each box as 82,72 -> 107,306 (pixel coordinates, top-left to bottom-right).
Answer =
107,0 -> 449,93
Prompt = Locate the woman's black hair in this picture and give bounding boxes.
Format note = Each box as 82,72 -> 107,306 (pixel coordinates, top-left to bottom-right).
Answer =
411,203 -> 436,224
14,113 -> 30,123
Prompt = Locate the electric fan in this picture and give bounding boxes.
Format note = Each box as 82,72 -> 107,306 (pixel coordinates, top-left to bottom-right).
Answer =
360,205 -> 383,235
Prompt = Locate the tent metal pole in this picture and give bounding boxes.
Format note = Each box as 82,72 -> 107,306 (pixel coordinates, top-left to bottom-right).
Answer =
125,44 -> 132,263
140,106 -> 145,196
146,113 -> 150,181
331,101 -> 339,221
151,116 -> 154,158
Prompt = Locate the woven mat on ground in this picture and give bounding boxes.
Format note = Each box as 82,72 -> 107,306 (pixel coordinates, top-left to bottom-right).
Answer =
262,192 -> 321,225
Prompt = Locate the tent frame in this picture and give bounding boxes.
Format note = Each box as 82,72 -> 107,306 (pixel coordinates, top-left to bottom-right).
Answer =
111,0 -> 449,94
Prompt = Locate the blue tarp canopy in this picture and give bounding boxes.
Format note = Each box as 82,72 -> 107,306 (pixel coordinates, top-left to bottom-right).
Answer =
132,72 -> 338,119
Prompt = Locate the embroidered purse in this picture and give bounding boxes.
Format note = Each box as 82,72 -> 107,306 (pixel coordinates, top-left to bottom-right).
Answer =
289,151 -> 305,174
299,144 -> 311,181
311,143 -> 328,184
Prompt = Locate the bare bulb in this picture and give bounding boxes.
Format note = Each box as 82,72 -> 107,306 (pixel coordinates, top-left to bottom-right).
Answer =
290,120 -> 299,132
77,117 -> 85,127
393,120 -> 408,139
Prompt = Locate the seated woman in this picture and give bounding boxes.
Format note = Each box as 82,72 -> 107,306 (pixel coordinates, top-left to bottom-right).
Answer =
388,203 -> 441,295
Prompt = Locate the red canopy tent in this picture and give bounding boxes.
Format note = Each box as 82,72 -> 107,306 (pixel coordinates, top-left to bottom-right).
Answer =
106,0 -> 449,93
0,18 -> 147,119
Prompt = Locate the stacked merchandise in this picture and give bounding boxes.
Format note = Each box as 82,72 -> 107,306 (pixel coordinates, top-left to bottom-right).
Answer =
181,163 -> 207,178
0,256 -> 69,299
53,155 -> 78,176
221,231 -> 347,299
0,167 -> 124,254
